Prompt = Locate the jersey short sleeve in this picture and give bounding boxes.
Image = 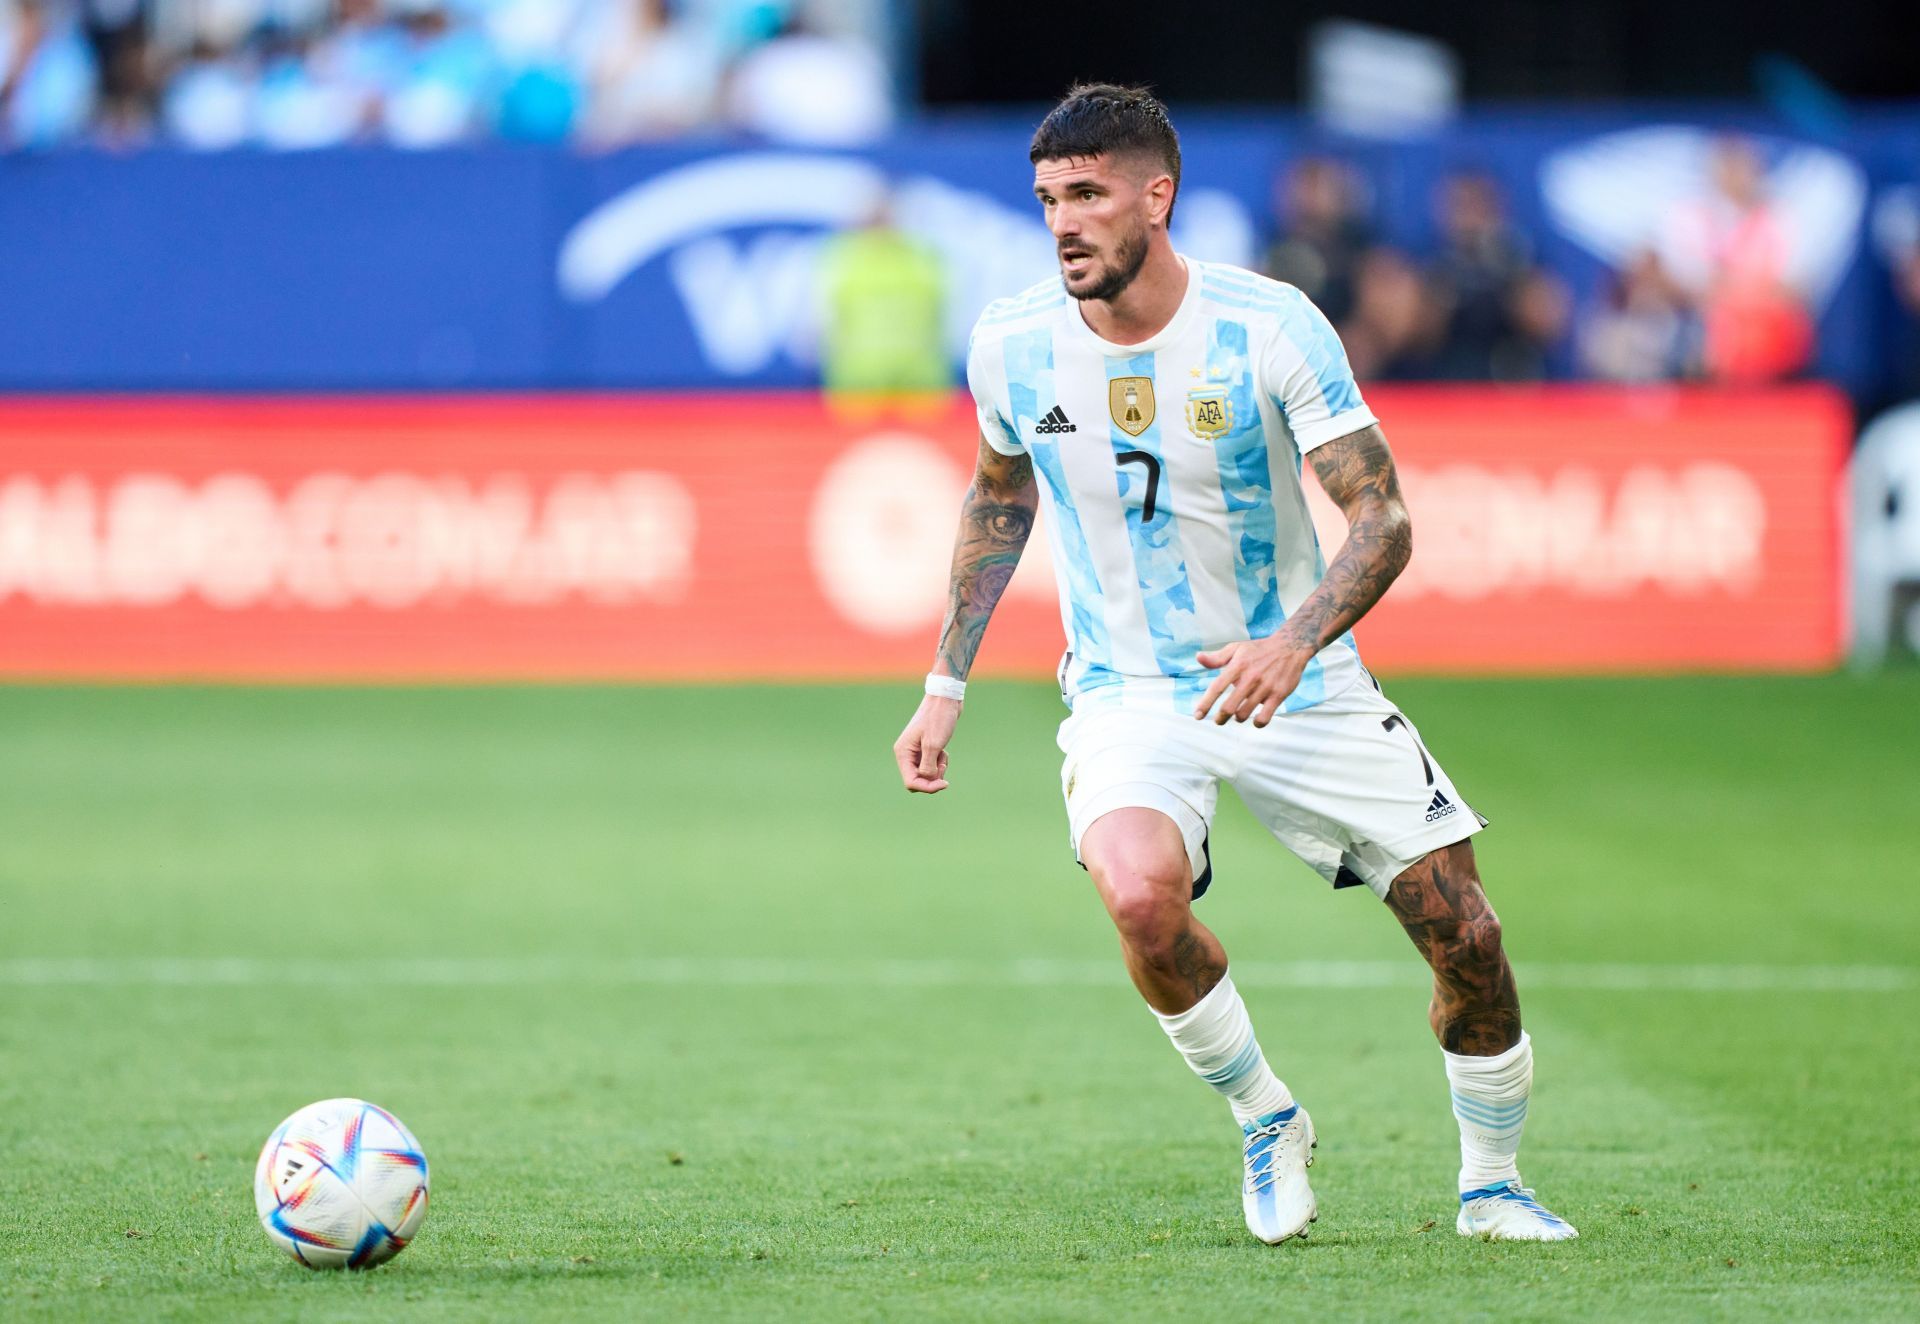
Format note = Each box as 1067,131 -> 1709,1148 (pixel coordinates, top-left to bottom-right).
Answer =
966,328 -> 1025,456
1257,288 -> 1378,453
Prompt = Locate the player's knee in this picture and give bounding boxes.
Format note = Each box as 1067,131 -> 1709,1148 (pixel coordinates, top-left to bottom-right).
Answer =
1108,888 -> 1186,957
1090,855 -> 1190,952
1085,835 -> 1187,899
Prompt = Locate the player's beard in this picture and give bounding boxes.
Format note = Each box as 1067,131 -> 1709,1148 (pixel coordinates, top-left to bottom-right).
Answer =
1062,221 -> 1149,303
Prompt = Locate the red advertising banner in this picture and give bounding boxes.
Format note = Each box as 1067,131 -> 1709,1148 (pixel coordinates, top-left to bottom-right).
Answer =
0,390 -> 1846,680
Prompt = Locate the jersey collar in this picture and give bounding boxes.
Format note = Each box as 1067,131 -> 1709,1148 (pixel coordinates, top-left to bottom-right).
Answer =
1066,254 -> 1201,357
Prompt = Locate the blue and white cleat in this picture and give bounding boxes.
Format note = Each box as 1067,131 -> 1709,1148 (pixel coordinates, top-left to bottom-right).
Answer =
1456,1181 -> 1579,1241
1241,1105 -> 1316,1244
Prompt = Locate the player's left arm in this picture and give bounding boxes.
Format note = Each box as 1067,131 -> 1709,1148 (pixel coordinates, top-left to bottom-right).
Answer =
1193,423 -> 1410,725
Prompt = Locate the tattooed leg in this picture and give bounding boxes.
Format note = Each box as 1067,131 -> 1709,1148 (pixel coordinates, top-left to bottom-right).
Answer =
1079,807 -> 1225,1014
1384,840 -> 1522,1056
1395,843 -> 1574,1231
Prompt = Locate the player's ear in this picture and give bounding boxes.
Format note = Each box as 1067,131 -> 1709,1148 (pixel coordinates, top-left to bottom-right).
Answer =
1146,173 -> 1175,229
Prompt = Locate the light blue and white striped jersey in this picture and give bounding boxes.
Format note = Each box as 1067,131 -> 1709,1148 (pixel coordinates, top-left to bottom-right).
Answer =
966,257 -> 1377,714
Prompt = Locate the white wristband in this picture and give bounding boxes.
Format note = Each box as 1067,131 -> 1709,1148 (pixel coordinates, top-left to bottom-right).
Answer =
924,673 -> 967,702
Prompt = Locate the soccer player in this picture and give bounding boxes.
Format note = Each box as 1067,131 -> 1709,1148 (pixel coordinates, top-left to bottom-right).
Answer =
892,84 -> 1576,1245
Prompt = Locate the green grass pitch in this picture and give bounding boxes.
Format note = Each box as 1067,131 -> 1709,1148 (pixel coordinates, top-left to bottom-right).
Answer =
2,674 -> 1917,1321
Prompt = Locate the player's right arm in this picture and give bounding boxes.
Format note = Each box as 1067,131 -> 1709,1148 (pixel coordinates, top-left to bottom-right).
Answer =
892,432 -> 1037,794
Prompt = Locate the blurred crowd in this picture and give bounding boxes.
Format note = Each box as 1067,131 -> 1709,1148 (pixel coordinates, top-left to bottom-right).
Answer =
1263,161 -> 1569,384
1876,186 -> 1920,408
1261,139 -> 1830,387
8,10 -> 1915,400
0,0 -> 892,149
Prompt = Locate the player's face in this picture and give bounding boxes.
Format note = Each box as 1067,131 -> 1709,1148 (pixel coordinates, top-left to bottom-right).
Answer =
1033,155 -> 1153,303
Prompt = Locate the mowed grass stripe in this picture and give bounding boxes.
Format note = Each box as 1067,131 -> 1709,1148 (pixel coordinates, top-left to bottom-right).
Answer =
2,956 -> 1912,992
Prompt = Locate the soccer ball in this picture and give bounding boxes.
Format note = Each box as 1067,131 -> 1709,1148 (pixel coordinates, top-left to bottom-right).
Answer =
253,1098 -> 429,1269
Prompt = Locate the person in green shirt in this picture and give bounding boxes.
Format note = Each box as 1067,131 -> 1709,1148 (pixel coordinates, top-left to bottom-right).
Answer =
818,197 -> 950,417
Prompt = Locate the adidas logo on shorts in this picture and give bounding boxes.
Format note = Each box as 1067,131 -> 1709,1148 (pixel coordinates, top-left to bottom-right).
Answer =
1034,405 -> 1077,434
1425,789 -> 1458,822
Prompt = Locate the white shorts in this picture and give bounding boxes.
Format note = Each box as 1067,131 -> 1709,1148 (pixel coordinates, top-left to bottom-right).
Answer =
1057,679 -> 1486,900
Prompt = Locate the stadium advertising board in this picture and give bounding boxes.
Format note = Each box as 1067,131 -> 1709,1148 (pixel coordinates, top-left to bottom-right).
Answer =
0,389 -> 1844,680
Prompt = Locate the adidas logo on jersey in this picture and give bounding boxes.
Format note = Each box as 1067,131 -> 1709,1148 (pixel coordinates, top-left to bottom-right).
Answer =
1425,789 -> 1458,822
1033,406 -> 1077,434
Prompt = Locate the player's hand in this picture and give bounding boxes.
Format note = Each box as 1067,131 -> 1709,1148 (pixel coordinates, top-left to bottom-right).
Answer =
894,695 -> 962,793
1192,636 -> 1316,727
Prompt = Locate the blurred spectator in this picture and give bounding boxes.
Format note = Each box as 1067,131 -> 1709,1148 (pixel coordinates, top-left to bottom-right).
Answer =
1343,248 -> 1429,382
160,30 -> 250,148
1,0 -> 98,147
1579,249 -> 1697,383
723,10 -> 890,146
253,20 -> 358,147
1422,171 -> 1568,381
295,0 -> 393,142
1877,187 -> 1920,405
487,0 -> 584,143
1656,136 -> 1812,384
572,0 -> 724,144
817,193 -> 948,417
1261,157 -> 1374,325
83,0 -> 153,144
372,1 -> 498,148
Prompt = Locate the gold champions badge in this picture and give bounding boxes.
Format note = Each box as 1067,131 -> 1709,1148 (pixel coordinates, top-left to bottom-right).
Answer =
1108,377 -> 1155,437
1185,389 -> 1233,439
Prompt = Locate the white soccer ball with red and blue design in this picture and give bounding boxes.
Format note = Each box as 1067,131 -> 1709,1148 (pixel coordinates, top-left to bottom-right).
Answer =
253,1098 -> 429,1269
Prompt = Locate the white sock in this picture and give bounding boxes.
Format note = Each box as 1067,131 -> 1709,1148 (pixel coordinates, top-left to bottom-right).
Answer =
1443,1031 -> 1532,1193
1151,970 -> 1294,1124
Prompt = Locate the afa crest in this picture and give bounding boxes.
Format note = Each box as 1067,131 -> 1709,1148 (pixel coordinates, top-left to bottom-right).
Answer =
1108,377 -> 1155,437
1185,390 -> 1233,439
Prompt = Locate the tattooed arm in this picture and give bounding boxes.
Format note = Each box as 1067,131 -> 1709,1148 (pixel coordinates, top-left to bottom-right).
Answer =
1192,424 -> 1410,726
933,435 -> 1039,681
1288,423 -> 1413,652
893,434 -> 1038,794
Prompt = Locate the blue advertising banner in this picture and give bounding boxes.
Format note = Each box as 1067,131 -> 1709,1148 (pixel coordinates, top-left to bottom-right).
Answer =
0,110 -> 1912,395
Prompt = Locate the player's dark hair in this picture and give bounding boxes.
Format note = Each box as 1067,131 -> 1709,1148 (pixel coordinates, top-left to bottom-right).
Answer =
1029,83 -> 1182,223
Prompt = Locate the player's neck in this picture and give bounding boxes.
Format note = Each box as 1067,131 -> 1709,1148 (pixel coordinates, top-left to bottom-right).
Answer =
1078,244 -> 1187,346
